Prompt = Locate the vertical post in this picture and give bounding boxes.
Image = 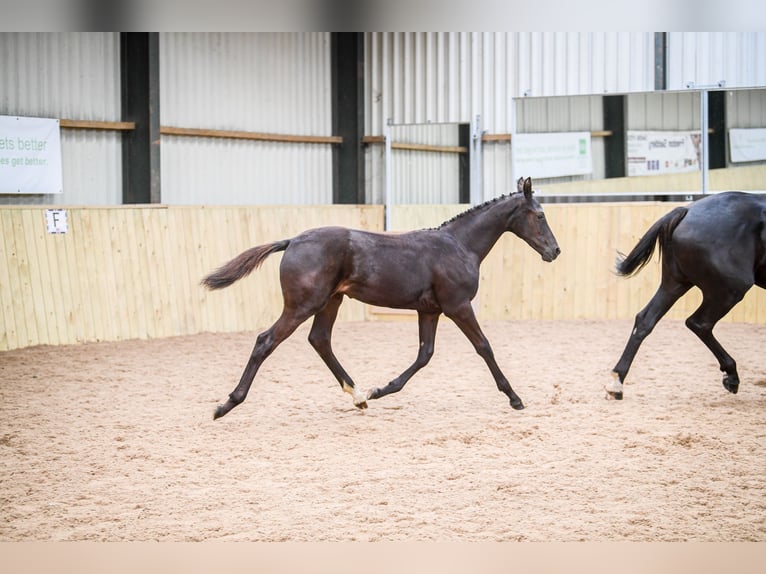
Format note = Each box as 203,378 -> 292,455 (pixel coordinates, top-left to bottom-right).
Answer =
384,118 -> 392,231
458,123 -> 470,204
471,114 -> 482,205
654,32 -> 667,91
701,89 -> 709,194
603,95 -> 626,179
121,33 -> 161,204
510,98 -> 517,186
331,32 -> 365,204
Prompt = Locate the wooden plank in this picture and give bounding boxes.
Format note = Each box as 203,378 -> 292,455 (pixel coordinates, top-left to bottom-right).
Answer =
163,208 -> 188,334
0,211 -> 19,350
106,208 -> 132,341
18,210 -> 47,344
141,208 -> 164,338
80,209 -> 109,341
37,211 -> 68,346
60,119 -> 135,131
50,218 -> 78,345
10,210 -> 33,347
365,131 -> 613,146
161,125 -> 342,145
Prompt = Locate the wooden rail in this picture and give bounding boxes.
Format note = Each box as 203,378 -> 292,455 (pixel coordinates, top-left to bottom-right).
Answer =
160,126 -> 343,145
363,130 -> 614,151
57,119 -> 342,145
59,119 -> 135,131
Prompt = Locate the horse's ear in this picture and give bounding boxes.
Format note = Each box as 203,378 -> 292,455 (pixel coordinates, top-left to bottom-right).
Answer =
517,177 -> 525,193
523,177 -> 533,200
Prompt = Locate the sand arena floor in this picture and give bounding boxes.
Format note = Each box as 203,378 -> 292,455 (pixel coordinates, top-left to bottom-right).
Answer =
1,319 -> 765,541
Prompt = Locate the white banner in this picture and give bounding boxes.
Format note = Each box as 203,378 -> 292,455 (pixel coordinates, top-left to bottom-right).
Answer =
729,128 -> 766,163
513,132 -> 592,179
0,115 -> 63,194
627,130 -> 701,176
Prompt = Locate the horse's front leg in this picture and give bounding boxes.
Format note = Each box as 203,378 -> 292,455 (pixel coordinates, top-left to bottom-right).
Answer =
367,312 -> 440,401
445,303 -> 524,410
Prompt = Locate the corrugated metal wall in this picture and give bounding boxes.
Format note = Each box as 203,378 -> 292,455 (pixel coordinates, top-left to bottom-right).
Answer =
0,32 -> 122,205
727,88 -> 766,128
159,32 -> 334,205
2,32 -> 765,208
667,32 -> 766,90
626,91 -> 700,130
388,123 -> 462,204
364,32 -> 655,204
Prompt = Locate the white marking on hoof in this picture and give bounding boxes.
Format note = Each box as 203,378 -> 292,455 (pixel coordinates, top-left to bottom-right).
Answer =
343,382 -> 368,409
604,373 -> 623,399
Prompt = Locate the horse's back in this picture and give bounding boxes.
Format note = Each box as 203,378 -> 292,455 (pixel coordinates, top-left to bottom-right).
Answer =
677,192 -> 765,240
673,192 -> 766,286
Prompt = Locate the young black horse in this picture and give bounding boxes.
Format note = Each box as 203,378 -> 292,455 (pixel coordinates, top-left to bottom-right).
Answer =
606,191 -> 766,400
203,177 -> 560,419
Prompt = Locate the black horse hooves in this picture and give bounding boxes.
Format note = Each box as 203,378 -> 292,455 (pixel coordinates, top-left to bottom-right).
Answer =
605,390 -> 624,400
213,399 -> 237,420
510,399 -> 525,411
723,375 -> 740,395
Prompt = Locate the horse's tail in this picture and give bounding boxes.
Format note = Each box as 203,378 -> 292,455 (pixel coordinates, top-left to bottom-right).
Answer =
201,239 -> 290,290
616,206 -> 688,277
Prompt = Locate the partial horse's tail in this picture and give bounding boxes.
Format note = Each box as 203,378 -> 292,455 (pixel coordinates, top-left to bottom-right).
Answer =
616,206 -> 688,277
201,239 -> 290,290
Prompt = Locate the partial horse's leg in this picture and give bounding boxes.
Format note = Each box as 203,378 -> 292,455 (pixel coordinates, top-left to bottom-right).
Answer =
608,282 -> 690,399
445,303 -> 524,410
367,312 -> 440,401
214,309 -> 308,420
685,289 -> 747,394
308,294 -> 368,409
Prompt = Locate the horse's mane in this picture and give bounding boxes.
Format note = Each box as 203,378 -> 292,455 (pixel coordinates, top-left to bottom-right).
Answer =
434,191 -> 521,230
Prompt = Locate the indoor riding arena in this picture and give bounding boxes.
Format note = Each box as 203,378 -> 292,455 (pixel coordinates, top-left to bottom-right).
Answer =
2,33 -> 766,549
2,198 -> 765,542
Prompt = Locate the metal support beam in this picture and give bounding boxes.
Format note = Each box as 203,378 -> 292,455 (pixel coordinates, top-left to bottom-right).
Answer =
603,95 -> 626,179
331,32 -> 365,204
654,32 -> 667,91
120,33 -> 161,204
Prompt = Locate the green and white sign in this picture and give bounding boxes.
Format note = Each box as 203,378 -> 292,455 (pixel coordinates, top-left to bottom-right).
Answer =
0,115 -> 63,194
513,131 -> 592,179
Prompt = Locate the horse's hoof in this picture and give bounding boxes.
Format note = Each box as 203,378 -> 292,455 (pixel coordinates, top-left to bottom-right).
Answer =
213,400 -> 235,420
723,375 -> 739,395
367,387 -> 380,401
604,374 -> 624,400
355,400 -> 368,410
510,399 -> 525,411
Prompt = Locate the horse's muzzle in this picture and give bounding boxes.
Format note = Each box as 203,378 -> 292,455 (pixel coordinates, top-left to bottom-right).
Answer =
542,246 -> 561,262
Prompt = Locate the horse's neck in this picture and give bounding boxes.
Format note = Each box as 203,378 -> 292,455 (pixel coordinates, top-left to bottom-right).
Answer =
444,196 -> 519,261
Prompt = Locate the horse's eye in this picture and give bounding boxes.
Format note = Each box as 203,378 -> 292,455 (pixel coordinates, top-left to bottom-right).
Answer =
537,213 -> 545,220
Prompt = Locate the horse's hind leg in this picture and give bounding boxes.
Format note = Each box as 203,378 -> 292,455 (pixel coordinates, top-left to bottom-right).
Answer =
308,294 -> 368,409
445,303 -> 524,410
685,289 -> 747,394
367,311 -> 440,401
608,281 -> 690,399
214,310 -> 308,420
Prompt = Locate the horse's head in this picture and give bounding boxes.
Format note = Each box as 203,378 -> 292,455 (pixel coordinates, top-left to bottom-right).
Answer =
510,177 -> 561,262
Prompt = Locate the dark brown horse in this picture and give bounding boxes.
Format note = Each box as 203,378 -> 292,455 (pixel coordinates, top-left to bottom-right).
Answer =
606,191 -> 766,400
203,177 -> 560,419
